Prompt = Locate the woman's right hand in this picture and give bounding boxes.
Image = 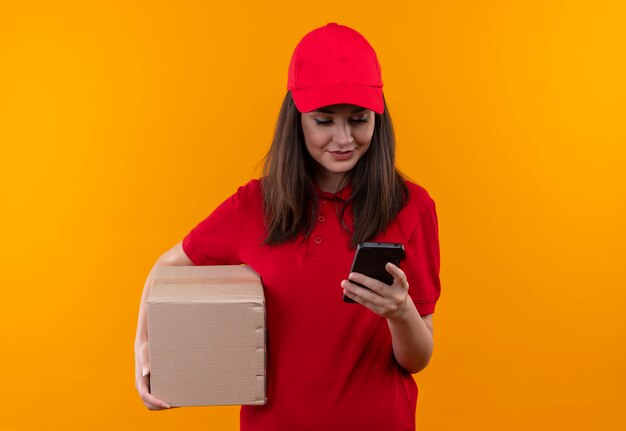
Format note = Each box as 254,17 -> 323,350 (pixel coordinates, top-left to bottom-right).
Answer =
135,242 -> 193,410
135,340 -> 171,410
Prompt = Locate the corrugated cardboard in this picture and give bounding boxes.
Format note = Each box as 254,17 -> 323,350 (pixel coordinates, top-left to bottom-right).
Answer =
147,265 -> 266,407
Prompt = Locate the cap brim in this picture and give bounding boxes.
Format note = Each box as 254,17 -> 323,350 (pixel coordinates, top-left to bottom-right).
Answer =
291,84 -> 384,114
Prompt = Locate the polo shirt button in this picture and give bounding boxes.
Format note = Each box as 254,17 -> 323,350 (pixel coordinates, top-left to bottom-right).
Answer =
321,200 -> 328,205
314,236 -> 322,244
318,216 -> 326,223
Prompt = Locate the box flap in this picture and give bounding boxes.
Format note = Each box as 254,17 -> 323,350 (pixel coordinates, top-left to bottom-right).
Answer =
152,264 -> 260,282
148,265 -> 264,304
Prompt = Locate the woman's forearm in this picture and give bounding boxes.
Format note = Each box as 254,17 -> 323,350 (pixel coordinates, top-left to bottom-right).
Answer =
387,299 -> 433,374
134,266 -> 156,348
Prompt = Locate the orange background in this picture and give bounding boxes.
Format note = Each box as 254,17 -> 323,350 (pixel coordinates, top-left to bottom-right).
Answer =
1,1 -> 625,430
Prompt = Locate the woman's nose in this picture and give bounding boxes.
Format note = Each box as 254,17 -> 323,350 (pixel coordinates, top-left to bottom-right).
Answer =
334,122 -> 353,145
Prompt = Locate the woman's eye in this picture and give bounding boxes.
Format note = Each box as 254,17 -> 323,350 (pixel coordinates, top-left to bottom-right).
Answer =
314,119 -> 332,125
314,118 -> 368,125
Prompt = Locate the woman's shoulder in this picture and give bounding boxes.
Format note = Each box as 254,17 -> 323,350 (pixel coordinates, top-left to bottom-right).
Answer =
230,178 -> 264,210
235,178 -> 263,196
402,178 -> 436,216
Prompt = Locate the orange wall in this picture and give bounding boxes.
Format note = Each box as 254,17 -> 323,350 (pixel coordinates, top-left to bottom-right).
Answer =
1,1 -> 625,429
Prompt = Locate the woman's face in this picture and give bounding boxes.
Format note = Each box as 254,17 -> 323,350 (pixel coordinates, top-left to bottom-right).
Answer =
300,103 -> 375,190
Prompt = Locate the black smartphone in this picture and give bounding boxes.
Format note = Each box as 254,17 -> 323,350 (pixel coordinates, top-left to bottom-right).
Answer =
343,242 -> 406,303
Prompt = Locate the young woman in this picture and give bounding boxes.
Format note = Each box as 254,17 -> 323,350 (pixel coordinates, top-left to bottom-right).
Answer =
135,22 -> 441,431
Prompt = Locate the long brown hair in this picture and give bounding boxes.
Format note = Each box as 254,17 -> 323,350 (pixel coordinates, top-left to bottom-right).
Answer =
262,91 -> 408,248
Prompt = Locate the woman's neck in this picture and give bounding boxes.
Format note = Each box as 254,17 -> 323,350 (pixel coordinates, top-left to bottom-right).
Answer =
314,170 -> 348,193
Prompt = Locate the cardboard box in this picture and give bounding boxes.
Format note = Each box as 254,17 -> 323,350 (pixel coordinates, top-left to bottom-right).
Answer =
147,265 -> 266,407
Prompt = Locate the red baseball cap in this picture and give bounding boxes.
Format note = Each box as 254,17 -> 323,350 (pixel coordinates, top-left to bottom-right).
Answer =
287,23 -> 384,114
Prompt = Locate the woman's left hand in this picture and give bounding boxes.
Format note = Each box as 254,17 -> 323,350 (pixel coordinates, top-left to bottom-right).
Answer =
341,263 -> 410,320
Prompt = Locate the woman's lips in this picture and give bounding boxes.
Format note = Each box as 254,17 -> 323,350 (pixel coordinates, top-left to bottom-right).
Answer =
328,150 -> 354,160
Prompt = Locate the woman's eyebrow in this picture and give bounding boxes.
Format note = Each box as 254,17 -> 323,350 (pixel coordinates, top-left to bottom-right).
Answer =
313,107 -> 368,114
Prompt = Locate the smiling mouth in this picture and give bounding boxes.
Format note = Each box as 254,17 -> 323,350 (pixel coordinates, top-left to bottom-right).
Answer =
328,149 -> 356,161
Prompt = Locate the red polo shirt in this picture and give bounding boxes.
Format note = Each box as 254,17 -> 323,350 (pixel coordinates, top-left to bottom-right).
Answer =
182,178 -> 441,431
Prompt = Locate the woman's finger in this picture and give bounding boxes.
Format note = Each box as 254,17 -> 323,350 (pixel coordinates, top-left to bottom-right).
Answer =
342,280 -> 383,306
385,263 -> 408,288
347,272 -> 388,295
343,287 -> 371,309
137,374 -> 171,409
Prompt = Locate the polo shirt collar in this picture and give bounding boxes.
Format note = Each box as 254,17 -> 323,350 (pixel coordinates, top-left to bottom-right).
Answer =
312,182 -> 352,202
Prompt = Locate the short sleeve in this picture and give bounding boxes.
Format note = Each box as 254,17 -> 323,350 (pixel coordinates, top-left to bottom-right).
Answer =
403,203 -> 441,316
181,187 -> 244,266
